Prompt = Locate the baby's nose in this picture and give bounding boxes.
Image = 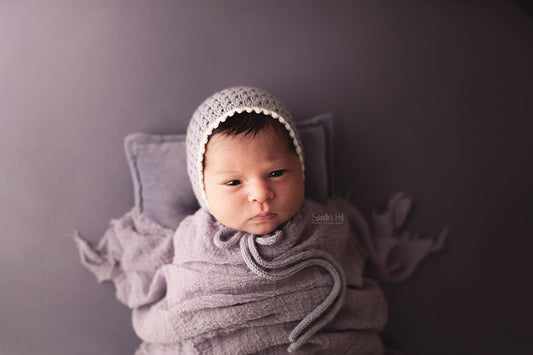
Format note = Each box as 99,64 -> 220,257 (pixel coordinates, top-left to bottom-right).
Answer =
248,180 -> 274,203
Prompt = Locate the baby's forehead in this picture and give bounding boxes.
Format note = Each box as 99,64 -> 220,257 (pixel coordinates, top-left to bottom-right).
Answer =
206,127 -> 294,156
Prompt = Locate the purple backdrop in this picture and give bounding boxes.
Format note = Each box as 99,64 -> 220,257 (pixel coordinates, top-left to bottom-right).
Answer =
1,1 -> 532,354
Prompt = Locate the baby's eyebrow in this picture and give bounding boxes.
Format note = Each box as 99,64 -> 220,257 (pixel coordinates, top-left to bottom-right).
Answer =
213,169 -> 240,175
210,158 -> 290,176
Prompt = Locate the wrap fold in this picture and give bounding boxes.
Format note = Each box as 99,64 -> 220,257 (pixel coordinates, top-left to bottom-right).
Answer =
74,195 -> 446,354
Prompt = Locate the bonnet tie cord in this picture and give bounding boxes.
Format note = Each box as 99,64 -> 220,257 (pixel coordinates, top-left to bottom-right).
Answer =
214,227 -> 346,353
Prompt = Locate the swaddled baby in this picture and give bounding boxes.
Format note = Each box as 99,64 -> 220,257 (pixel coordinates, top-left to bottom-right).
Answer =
128,87 -> 387,354
76,87 -> 445,355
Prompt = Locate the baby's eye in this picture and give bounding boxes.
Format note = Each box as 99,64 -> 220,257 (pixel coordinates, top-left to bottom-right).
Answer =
269,170 -> 285,178
225,180 -> 241,186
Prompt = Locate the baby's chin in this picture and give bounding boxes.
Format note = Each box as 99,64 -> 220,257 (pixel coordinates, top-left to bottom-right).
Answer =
231,217 -> 288,236
241,224 -> 278,236
214,204 -> 303,236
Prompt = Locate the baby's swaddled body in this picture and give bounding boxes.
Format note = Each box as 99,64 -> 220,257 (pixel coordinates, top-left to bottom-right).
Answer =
132,198 -> 387,354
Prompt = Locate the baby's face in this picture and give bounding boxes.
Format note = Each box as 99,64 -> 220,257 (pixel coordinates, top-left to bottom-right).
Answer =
203,128 -> 304,235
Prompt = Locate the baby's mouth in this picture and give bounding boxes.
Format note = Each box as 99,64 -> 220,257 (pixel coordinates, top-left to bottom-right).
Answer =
251,213 -> 277,222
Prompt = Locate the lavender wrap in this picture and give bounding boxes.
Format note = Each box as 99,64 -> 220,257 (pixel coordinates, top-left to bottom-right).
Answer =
75,195 -> 446,354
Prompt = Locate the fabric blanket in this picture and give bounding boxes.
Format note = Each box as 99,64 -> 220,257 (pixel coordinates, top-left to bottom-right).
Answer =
74,194 -> 446,354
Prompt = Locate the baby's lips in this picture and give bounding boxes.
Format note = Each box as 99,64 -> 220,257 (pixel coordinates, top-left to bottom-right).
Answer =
251,213 -> 277,222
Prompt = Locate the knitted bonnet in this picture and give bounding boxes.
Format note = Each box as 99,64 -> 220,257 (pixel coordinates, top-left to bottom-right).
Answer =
186,86 -> 305,210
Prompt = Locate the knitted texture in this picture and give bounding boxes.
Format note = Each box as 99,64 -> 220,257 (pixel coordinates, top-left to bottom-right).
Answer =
186,86 -> 305,210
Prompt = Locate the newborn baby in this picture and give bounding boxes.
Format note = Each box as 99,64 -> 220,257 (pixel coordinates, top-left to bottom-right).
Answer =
130,86 -> 385,354
76,86 -> 446,355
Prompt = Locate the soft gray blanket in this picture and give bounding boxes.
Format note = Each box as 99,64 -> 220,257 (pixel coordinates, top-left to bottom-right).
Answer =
75,194 -> 446,354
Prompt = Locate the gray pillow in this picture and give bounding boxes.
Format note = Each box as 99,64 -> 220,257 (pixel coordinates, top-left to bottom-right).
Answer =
125,113 -> 335,229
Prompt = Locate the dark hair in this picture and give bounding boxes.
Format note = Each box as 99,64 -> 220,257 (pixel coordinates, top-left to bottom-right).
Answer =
210,112 -> 296,153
